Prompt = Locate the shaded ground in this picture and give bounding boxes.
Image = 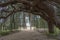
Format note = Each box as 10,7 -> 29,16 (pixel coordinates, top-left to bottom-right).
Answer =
0,30 -> 57,40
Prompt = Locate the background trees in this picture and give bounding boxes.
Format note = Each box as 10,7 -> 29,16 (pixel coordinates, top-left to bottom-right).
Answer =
0,0 -> 60,34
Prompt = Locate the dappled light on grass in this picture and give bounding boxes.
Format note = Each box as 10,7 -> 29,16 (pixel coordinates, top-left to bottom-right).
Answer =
18,27 -> 36,31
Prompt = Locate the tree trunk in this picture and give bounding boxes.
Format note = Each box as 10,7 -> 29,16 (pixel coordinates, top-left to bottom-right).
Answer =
23,13 -> 26,28
48,20 -> 54,33
29,13 -> 33,30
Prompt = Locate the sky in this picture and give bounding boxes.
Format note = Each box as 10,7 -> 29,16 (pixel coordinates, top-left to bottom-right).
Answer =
0,18 -> 4,23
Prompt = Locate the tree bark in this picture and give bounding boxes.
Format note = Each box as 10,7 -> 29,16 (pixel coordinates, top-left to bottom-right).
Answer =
23,13 -> 26,28
48,20 -> 54,33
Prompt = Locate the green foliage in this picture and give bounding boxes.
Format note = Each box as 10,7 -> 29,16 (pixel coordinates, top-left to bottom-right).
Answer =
46,26 -> 60,36
0,30 -> 11,36
35,17 -> 48,28
54,27 -> 60,35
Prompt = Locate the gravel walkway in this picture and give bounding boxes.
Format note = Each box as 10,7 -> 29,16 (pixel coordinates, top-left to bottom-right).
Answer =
0,30 -> 57,40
